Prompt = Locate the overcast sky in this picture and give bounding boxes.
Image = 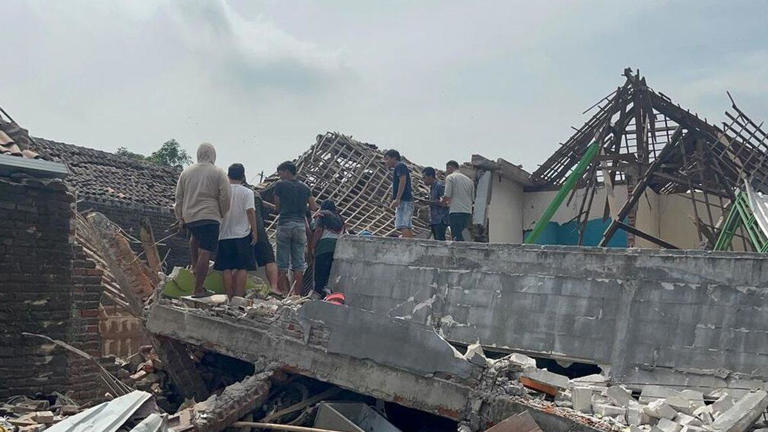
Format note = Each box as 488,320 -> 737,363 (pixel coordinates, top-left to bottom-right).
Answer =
3,1 -> 767,181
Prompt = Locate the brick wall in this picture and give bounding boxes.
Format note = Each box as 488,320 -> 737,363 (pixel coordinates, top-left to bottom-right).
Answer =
0,175 -> 104,402
99,305 -> 147,358
78,197 -> 189,270
332,236 -> 768,392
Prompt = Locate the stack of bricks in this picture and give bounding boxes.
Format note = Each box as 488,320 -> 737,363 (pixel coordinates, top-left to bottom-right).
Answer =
67,245 -> 107,401
0,174 -> 105,403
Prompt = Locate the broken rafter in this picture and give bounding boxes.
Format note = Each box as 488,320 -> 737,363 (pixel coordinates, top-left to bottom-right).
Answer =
257,132 -> 433,238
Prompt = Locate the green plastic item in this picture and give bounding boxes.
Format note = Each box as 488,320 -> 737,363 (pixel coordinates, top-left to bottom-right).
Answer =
714,190 -> 768,252
525,141 -> 601,244
162,267 -> 259,298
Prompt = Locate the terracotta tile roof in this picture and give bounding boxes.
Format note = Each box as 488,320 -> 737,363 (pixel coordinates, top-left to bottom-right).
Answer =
30,138 -> 179,207
0,117 -> 41,159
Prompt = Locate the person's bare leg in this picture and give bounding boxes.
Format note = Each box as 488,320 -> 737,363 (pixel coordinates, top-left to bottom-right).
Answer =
189,237 -> 199,269
278,271 -> 290,295
400,228 -> 414,238
266,263 -> 279,293
193,249 -> 211,296
222,270 -> 234,299
234,269 -> 248,298
289,270 -> 304,296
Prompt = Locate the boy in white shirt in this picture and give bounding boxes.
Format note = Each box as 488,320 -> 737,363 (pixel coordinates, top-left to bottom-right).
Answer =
214,164 -> 258,298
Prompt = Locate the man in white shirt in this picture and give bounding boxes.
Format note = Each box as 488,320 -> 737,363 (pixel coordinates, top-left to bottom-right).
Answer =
214,163 -> 258,299
442,160 -> 475,241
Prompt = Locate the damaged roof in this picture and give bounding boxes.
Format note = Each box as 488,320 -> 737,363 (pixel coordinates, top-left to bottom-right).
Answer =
0,107 -> 178,207
529,68 -> 768,249
258,132 -> 434,237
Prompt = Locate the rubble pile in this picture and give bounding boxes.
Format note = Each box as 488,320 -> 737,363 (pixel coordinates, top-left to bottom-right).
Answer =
0,393 -> 81,432
114,345 -> 172,406
473,342 -> 768,432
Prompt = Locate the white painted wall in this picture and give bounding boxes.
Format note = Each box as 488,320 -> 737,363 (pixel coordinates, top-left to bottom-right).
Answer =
522,186 -> 628,229
487,174 -> 524,243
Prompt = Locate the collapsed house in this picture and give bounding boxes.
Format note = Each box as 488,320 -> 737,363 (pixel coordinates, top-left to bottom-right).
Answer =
3,67 -> 768,431
470,68 -> 768,250
257,132 -> 434,238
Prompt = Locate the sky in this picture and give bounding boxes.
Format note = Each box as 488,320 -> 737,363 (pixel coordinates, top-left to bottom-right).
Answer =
3,0 -> 767,182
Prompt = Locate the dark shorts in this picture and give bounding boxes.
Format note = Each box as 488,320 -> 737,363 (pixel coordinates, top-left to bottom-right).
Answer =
254,240 -> 276,267
214,235 -> 257,271
449,212 -> 472,241
187,221 -> 220,252
431,223 -> 448,241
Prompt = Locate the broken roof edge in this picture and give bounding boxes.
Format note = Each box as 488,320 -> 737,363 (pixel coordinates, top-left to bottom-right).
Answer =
0,153 -> 69,178
471,154 -> 533,186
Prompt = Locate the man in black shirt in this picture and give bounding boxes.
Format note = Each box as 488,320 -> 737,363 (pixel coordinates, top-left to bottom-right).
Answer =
273,161 -> 317,295
384,149 -> 414,238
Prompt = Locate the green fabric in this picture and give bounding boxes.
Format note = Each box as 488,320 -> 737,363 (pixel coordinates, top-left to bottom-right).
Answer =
315,238 -> 337,257
162,267 -> 258,298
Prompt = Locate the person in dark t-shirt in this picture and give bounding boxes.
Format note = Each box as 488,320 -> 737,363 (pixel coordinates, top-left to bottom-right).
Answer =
384,149 -> 414,238
273,161 -> 317,295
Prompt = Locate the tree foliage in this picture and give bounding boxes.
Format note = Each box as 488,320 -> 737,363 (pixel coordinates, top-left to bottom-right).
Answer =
147,139 -> 192,169
115,139 -> 192,169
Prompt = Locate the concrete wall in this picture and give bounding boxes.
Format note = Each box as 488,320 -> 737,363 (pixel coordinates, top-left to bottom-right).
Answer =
487,175 -> 524,244
332,236 -> 768,391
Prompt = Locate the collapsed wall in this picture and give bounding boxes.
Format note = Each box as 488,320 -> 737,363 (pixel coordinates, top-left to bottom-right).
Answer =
331,236 -> 768,392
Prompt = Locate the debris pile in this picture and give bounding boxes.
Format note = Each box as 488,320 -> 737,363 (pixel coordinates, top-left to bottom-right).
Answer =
469,341 -> 768,432
0,393 -> 80,432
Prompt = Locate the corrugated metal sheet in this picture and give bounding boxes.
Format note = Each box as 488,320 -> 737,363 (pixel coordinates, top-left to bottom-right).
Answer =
47,391 -> 154,432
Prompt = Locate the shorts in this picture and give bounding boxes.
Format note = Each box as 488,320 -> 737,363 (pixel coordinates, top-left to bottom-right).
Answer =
214,235 -> 257,271
187,221 -> 220,252
276,221 -> 307,271
449,212 -> 472,241
395,200 -> 414,230
254,240 -> 276,267
431,222 -> 448,241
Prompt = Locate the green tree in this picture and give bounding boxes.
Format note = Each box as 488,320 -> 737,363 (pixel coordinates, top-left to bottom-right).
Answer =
146,139 -> 192,169
116,146 -> 147,161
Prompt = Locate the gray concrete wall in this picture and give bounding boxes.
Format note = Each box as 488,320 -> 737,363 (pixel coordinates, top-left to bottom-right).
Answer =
331,236 -> 768,391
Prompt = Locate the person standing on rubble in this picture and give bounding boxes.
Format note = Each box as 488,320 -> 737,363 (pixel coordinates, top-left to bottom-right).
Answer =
384,149 -> 414,238
214,163 -> 258,299
273,161 -> 317,296
421,167 -> 450,241
250,189 -> 280,296
174,143 -> 231,297
442,160 -> 475,241
310,199 -> 345,298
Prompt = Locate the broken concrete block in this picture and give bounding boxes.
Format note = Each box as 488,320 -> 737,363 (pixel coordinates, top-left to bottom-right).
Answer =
674,413 -> 702,427
570,374 -> 609,387
711,390 -> 768,432
521,369 -> 568,389
607,385 -> 633,407
711,394 -> 737,417
554,390 -> 573,408
572,386 -> 593,413
645,399 -> 677,420
652,418 -> 682,432
18,426 -> 45,432
693,405 -> 713,425
506,353 -> 537,370
666,394 -> 696,415
593,403 -> 626,418
485,410 -> 544,432
464,343 -> 490,367
626,401 -> 651,426
680,427 -> 708,432
640,385 -> 679,404
32,411 -> 54,424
